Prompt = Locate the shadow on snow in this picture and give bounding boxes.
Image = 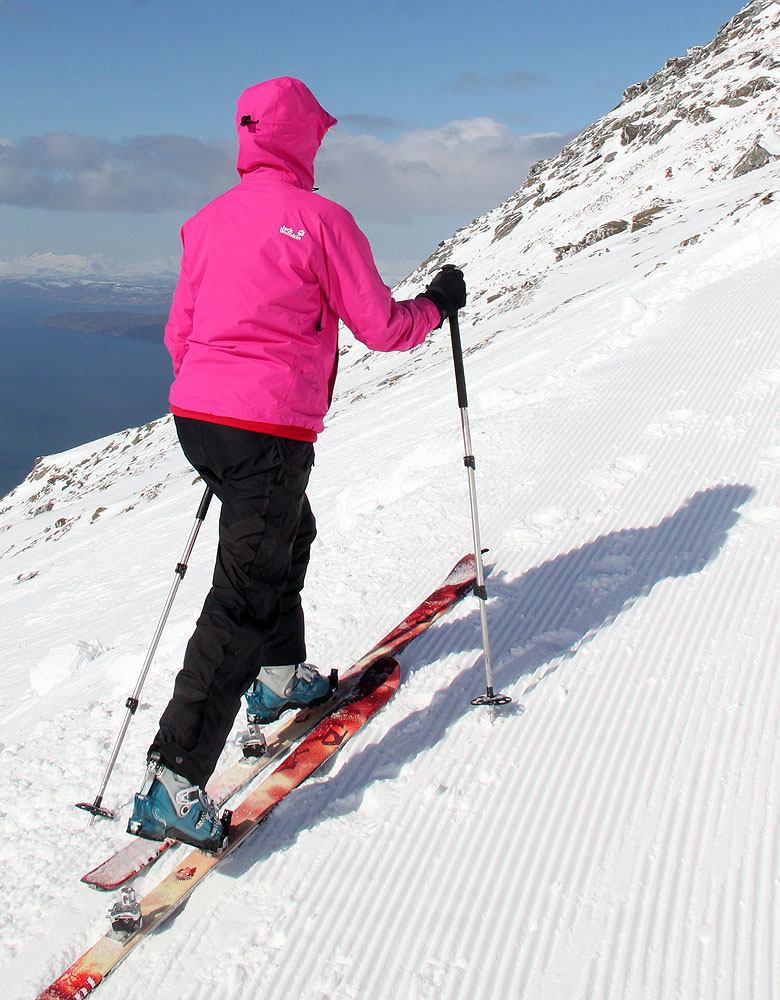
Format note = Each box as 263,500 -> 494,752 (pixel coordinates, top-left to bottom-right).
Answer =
219,482 -> 754,879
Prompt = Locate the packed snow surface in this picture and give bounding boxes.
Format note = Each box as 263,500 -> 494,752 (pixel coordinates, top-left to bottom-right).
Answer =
2,2 -> 780,997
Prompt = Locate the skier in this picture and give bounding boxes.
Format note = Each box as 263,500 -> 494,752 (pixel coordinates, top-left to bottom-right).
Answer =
127,77 -> 466,851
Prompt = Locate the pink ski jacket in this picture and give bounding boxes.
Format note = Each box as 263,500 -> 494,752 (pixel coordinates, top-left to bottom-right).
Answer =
165,77 -> 440,440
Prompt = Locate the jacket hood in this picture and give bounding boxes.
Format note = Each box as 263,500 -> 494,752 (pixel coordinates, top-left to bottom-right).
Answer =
235,77 -> 337,188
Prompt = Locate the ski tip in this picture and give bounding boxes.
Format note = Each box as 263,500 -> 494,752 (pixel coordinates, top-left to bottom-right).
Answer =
82,876 -> 123,891
445,553 -> 478,583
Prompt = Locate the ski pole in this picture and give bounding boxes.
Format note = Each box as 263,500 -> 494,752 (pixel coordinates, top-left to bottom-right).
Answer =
447,301 -> 510,710
76,485 -> 214,821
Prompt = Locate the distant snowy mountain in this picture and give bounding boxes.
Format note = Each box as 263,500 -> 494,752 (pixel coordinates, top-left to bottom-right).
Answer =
0,252 -> 176,305
3,3 -> 780,999
0,252 -> 108,279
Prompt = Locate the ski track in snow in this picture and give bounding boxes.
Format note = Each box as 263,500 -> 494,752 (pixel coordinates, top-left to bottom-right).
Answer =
3,6 -> 780,997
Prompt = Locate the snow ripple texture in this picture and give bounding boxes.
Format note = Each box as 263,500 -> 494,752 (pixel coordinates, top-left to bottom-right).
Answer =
3,2 -> 780,998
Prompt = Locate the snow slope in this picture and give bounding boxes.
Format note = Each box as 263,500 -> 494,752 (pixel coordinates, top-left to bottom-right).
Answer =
2,2 -> 780,997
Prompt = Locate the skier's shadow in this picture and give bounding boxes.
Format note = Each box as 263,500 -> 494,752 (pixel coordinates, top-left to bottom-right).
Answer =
221,482 -> 754,878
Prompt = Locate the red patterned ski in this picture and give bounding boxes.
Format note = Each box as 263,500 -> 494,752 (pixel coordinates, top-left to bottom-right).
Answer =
40,555 -> 478,998
37,657 -> 399,1000
82,553 -> 476,891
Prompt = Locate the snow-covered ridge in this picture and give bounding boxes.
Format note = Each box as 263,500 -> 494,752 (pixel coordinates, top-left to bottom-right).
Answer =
0,252 -> 106,279
0,417 -> 182,563
396,0 -> 780,317
2,0 -> 779,575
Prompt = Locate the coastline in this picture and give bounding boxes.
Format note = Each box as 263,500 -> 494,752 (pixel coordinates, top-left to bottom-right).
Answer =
0,295 -> 172,498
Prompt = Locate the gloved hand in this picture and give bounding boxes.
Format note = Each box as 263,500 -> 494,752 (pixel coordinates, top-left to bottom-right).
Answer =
418,265 -> 466,326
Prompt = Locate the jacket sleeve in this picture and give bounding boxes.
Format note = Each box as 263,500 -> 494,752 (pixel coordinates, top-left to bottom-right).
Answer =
163,235 -> 195,377
317,205 -> 440,352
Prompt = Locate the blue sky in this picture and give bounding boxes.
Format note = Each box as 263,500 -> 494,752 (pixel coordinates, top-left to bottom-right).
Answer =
1,0 -> 742,284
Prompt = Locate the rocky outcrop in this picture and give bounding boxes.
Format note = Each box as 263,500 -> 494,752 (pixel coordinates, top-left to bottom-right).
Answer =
396,0 -> 780,324
554,220 -> 629,261
733,139 -> 777,176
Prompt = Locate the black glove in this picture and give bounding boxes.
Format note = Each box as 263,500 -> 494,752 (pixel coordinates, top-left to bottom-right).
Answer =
418,265 -> 466,326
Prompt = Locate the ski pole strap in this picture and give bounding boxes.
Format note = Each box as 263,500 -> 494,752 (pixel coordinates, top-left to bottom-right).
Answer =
448,313 -> 469,409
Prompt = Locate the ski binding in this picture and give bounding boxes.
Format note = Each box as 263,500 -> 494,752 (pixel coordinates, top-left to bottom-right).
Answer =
108,888 -> 142,936
241,723 -> 268,758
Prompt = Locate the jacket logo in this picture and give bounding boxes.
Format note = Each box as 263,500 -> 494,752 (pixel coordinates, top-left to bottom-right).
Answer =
280,226 -> 306,241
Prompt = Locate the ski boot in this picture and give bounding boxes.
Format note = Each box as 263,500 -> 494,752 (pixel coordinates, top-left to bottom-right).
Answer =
126,753 -> 230,853
242,663 -> 336,756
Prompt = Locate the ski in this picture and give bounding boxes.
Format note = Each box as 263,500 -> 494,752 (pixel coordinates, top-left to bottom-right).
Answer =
81,552 -> 478,891
36,655 -> 400,1000
81,704 -> 338,890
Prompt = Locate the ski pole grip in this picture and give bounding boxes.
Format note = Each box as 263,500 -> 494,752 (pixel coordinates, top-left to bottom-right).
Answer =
196,486 -> 214,521
448,312 -> 469,409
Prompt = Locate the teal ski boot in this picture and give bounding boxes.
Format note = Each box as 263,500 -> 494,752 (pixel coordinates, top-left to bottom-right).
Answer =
127,753 -> 230,853
242,664 -> 336,756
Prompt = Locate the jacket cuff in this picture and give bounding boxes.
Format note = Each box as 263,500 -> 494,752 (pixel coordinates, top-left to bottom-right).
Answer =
415,292 -> 445,329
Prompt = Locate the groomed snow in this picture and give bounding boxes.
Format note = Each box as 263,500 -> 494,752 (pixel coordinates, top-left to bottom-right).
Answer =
2,3 -> 780,997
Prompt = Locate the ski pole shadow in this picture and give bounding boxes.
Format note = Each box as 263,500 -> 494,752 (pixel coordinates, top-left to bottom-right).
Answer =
217,482 -> 754,880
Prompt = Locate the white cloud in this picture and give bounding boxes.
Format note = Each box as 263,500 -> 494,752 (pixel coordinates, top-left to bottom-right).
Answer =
0,132 -> 235,212
316,118 -> 567,223
0,119 -> 567,227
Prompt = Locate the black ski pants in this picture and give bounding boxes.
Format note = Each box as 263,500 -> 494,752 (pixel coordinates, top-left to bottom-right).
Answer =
150,416 -> 316,786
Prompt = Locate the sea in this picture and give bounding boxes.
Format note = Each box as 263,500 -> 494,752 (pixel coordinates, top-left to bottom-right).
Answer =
0,293 -> 173,498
